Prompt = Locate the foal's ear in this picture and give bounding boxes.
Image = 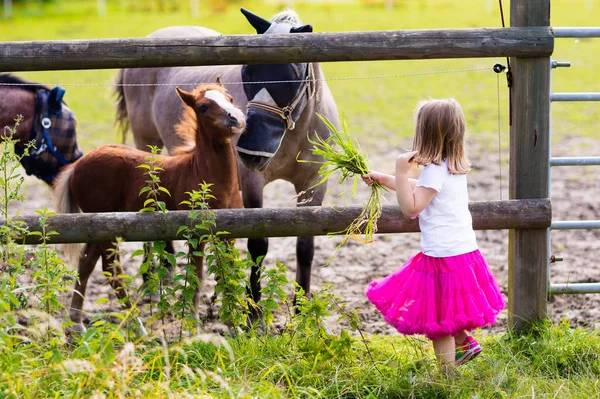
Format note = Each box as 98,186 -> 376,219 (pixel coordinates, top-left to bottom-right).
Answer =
215,77 -> 224,87
176,87 -> 196,109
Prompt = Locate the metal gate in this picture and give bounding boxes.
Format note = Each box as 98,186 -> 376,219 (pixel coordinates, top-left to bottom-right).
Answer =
548,27 -> 600,294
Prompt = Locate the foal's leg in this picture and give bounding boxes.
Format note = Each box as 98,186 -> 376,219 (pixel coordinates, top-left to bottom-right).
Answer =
164,241 -> 176,280
100,244 -> 131,308
141,241 -> 176,294
70,243 -> 103,333
101,244 -> 146,335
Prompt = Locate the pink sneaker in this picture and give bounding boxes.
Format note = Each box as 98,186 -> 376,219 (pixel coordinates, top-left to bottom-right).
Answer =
455,336 -> 482,366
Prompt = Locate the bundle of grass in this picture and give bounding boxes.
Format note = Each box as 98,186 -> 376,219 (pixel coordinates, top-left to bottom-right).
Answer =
300,114 -> 386,251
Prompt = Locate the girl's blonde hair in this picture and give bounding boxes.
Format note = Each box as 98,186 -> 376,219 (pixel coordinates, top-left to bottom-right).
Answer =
412,98 -> 471,175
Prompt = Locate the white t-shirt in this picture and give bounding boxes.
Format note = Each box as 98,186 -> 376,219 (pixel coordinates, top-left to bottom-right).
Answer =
415,160 -> 478,257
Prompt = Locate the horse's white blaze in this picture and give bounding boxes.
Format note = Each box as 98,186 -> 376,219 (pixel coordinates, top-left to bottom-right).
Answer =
265,22 -> 296,34
205,90 -> 245,122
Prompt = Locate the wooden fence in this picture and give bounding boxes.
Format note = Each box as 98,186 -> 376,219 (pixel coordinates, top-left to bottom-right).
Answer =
1,200 -> 551,245
0,27 -> 553,71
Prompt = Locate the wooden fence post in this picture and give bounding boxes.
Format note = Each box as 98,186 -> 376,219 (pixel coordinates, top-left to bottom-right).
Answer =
508,0 -> 551,331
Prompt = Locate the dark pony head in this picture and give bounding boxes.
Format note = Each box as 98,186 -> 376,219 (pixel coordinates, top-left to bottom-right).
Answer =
0,74 -> 81,185
236,8 -> 315,172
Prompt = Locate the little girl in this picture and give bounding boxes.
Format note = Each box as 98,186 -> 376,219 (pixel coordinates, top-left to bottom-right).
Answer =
363,98 -> 505,372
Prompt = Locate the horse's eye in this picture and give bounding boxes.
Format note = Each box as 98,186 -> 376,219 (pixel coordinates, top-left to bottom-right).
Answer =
199,104 -> 208,113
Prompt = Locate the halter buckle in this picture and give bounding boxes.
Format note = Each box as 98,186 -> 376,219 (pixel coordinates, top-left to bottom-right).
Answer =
41,117 -> 52,129
282,107 -> 295,130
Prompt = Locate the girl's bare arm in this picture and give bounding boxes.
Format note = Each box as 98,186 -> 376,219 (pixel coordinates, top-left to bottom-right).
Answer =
363,171 -> 417,191
394,151 -> 435,217
395,174 -> 435,217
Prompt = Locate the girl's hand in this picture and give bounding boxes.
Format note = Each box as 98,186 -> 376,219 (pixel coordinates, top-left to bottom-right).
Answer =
395,151 -> 418,175
363,171 -> 396,191
362,172 -> 379,186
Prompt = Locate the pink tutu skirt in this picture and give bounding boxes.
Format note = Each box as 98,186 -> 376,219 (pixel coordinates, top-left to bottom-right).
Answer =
365,249 -> 505,340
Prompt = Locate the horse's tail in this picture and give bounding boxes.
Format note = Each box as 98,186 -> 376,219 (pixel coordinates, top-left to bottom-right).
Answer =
114,69 -> 130,144
53,165 -> 84,263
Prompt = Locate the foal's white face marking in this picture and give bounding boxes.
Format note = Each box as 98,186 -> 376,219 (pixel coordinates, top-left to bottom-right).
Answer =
204,90 -> 246,123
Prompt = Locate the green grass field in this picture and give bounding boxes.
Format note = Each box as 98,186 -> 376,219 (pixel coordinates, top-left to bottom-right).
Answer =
1,0 -> 599,153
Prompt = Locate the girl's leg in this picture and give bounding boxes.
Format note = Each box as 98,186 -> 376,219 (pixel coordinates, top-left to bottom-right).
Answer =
455,330 -> 483,366
432,335 -> 455,372
454,330 -> 469,346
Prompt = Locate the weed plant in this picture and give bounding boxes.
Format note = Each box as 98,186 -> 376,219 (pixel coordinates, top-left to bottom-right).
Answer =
0,116 -> 32,311
134,145 -> 175,334
28,207 -> 77,316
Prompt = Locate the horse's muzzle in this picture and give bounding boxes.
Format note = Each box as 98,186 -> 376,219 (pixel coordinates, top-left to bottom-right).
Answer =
237,152 -> 272,172
235,108 -> 285,172
229,114 -> 246,135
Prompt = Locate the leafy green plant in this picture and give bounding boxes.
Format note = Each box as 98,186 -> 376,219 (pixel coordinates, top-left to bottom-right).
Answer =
137,145 -> 170,214
134,145 -> 173,332
28,208 -> 77,317
174,184 -> 213,338
257,260 -> 290,331
0,116 -> 34,311
206,236 -> 252,333
179,182 -> 253,334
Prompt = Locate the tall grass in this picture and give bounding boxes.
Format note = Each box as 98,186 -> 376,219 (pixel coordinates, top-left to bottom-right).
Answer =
1,312 -> 600,397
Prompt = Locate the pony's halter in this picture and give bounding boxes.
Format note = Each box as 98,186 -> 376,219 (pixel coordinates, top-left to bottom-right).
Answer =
245,63 -> 316,130
15,87 -> 83,184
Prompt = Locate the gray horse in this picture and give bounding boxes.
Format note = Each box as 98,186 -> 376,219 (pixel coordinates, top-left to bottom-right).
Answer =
114,8 -> 340,309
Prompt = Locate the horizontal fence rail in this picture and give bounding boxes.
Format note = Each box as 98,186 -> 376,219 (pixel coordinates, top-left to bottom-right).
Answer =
551,93 -> 600,101
550,283 -> 600,294
552,27 -> 600,38
551,220 -> 600,230
1,199 -> 551,245
550,157 -> 600,166
0,27 -> 554,72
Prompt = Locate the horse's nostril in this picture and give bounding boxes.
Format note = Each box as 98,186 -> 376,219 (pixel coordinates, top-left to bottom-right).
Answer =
229,113 -> 244,128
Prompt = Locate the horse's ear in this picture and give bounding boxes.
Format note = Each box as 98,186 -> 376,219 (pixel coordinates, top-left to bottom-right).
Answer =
240,7 -> 271,34
48,86 -> 66,114
215,77 -> 224,87
291,24 -> 313,33
176,87 -> 196,109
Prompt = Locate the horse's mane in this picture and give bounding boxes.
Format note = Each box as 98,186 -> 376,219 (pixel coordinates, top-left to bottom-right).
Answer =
0,73 -> 51,93
172,83 -> 226,155
270,9 -> 303,25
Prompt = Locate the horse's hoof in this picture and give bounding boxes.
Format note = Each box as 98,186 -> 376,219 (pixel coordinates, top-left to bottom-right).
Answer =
67,322 -> 87,335
248,319 -> 267,336
136,317 -> 148,336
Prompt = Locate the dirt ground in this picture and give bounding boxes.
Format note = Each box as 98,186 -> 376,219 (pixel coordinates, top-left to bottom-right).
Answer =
10,135 -> 600,337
